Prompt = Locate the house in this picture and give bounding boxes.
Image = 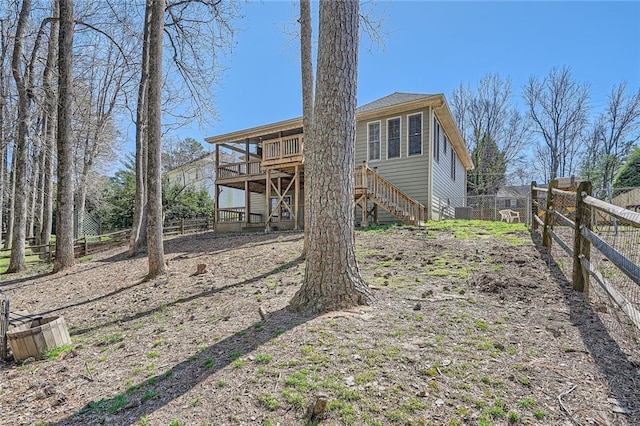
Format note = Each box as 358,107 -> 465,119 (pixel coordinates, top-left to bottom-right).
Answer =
496,185 -> 530,209
164,152 -> 244,208
204,92 -> 474,232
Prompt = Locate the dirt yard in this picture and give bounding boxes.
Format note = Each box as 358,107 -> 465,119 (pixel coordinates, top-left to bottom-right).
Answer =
1,221 -> 638,426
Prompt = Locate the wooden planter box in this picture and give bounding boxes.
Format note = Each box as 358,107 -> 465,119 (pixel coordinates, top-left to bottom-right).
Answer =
7,316 -> 71,361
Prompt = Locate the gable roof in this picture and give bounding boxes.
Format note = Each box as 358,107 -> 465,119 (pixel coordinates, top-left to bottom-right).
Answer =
356,92 -> 438,114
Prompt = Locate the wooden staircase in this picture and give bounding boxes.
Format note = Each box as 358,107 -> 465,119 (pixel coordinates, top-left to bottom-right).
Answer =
355,162 -> 426,227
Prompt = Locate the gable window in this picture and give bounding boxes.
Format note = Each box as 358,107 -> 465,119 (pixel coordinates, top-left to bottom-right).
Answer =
450,148 -> 456,181
368,121 -> 381,161
433,117 -> 440,162
408,113 -> 422,156
387,117 -> 401,159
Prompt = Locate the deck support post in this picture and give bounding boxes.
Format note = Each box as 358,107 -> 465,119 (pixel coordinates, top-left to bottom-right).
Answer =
244,181 -> 250,225
294,164 -> 300,230
265,169 -> 271,232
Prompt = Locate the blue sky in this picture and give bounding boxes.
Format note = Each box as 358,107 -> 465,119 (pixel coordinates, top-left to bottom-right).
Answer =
173,0 -> 640,149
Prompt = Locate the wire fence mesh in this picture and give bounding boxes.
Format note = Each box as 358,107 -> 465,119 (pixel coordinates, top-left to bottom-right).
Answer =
538,184 -> 640,354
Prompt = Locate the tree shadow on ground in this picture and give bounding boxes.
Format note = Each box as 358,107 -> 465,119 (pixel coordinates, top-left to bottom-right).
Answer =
96,230 -> 303,264
65,257 -> 303,338
47,307 -> 314,426
532,231 -> 640,423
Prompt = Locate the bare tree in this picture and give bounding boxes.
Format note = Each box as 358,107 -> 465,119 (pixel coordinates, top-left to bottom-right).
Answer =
451,74 -> 530,194
6,0 -> 32,273
582,82 -> 640,191
129,1 -> 152,257
290,0 -> 373,314
53,0 -> 75,272
523,66 -> 590,181
146,0 -> 166,278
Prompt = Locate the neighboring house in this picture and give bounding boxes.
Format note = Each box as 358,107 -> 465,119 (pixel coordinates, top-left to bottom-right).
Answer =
496,185 -> 530,209
204,92 -> 474,233
612,187 -> 640,211
164,152 -> 244,208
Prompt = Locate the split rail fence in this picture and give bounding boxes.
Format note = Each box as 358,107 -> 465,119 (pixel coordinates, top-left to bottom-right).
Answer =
531,180 -> 640,345
0,217 -> 213,267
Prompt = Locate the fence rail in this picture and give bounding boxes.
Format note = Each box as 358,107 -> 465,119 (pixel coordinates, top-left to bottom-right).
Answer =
532,180 -> 640,346
0,217 -> 214,267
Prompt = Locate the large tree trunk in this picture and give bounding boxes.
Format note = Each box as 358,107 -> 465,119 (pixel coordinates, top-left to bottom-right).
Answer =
6,0 -> 32,273
40,1 -> 58,249
145,0 -> 166,278
4,151 -> 15,250
290,0 -> 373,314
53,0 -> 75,272
300,0 -> 313,258
129,0 -> 152,257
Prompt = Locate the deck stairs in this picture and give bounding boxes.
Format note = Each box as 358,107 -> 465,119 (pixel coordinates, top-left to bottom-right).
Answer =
355,163 -> 426,227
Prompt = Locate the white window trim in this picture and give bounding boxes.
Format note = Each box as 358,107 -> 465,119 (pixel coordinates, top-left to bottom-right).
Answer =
407,112 -> 423,156
367,120 -> 382,162
386,116 -> 402,160
433,116 -> 440,163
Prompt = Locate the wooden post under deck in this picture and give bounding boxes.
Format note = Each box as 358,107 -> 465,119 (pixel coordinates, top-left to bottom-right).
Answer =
214,144 -> 220,224
294,164 -> 300,230
244,181 -> 250,224
265,169 -> 271,231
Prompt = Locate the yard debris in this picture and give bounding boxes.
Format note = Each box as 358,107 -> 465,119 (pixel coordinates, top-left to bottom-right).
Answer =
191,263 -> 207,276
306,393 -> 328,421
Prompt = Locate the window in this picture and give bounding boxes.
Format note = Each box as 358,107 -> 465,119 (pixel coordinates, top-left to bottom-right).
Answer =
387,118 -> 401,159
408,114 -> 422,156
368,121 -> 381,161
450,148 -> 456,181
433,117 -> 440,162
510,199 -> 517,208
271,195 -> 291,220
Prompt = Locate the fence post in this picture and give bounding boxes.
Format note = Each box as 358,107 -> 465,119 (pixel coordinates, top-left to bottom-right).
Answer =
181,219 -> 185,235
572,181 -> 592,293
542,179 -> 558,248
48,241 -> 54,262
531,181 -> 538,230
83,234 -> 88,256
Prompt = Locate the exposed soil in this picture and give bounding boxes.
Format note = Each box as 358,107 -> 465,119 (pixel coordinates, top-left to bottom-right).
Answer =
1,223 -> 639,426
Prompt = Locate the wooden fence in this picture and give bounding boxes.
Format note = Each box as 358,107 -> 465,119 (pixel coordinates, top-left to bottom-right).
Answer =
531,180 -> 640,332
0,217 -> 213,267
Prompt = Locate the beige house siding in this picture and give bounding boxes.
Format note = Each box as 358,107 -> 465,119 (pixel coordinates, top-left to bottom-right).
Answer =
431,114 -> 467,219
355,107 -> 432,223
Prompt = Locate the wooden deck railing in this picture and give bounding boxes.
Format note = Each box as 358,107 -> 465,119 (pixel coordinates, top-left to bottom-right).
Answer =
355,162 -> 426,226
217,161 -> 263,179
217,207 -> 263,223
263,135 -> 303,166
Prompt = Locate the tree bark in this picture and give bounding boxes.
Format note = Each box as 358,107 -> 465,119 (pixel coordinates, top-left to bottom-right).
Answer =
290,0 -> 373,314
40,1 -> 59,249
6,0 -> 32,273
53,0 -> 75,272
145,0 -> 166,278
129,0 -> 152,257
300,0 -> 313,258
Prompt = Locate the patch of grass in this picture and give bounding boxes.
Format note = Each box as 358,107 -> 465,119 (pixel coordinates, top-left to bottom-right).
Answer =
255,353 -> 272,364
152,337 -> 166,347
233,359 -> 247,368
102,333 -> 124,345
285,370 -> 311,392
508,410 -> 520,422
474,319 -> 490,331
517,397 -> 535,409
190,397 -> 201,406
230,351 -> 243,361
141,390 -> 160,402
107,394 -> 127,414
533,409 -> 547,419
169,420 -> 180,426
146,350 -> 160,359
281,388 -> 305,409
138,417 -> 149,426
216,380 -> 226,388
401,396 -> 428,412
204,358 -> 215,369
257,393 -> 280,411
43,344 -> 73,359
